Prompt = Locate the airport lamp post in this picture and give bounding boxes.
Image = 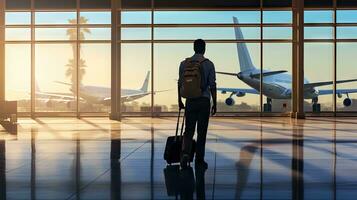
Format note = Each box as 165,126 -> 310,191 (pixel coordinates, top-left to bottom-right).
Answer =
291,0 -> 305,119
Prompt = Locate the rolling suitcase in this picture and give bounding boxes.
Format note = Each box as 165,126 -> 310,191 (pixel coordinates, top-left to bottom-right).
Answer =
164,109 -> 196,165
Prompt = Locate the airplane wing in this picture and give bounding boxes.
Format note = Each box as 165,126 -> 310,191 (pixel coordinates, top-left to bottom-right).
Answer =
304,79 -> 357,89
217,87 -> 259,95
216,72 -> 237,76
318,89 -> 357,95
36,91 -> 76,100
104,89 -> 172,103
216,70 -> 287,78
121,92 -> 150,102
249,70 -> 287,79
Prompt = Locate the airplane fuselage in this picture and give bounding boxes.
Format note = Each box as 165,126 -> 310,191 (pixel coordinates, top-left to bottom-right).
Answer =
239,69 -> 319,100
80,86 -> 149,102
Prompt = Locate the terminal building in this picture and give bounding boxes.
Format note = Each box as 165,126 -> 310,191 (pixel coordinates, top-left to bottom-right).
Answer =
1,0 -> 357,199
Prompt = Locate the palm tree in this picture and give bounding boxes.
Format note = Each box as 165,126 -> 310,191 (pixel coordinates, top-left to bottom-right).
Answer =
66,17 -> 91,93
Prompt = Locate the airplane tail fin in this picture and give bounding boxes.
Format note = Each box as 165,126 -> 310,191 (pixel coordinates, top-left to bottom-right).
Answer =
140,71 -> 150,92
233,17 -> 256,72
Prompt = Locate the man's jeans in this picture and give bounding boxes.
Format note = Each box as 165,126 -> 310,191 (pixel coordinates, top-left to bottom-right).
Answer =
182,97 -> 210,161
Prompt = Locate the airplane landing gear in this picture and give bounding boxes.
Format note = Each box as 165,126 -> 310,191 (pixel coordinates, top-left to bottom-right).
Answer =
312,97 -> 321,112
264,98 -> 272,112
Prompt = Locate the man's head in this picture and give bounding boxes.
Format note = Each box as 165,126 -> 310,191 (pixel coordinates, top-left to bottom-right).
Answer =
194,39 -> 206,55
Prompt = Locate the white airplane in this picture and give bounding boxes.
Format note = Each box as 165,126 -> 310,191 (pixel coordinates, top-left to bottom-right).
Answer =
217,17 -> 357,112
36,71 -> 155,108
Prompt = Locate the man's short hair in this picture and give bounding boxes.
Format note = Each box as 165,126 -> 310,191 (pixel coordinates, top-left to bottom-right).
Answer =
194,39 -> 206,54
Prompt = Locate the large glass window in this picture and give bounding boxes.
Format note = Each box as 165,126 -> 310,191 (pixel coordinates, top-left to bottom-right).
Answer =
80,44 -> 111,113
211,43 -> 261,112
154,43 -> 191,112
263,43 -> 292,113
304,43 -> 334,112
35,44 -> 77,112
303,10 -> 334,113
5,44 -> 31,112
337,43 -> 357,112
6,8 -> 333,116
121,44 -> 152,113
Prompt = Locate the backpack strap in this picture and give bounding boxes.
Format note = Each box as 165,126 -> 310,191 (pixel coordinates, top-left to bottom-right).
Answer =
198,58 -> 208,64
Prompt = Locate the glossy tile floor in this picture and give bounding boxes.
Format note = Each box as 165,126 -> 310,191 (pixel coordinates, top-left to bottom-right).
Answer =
0,117 -> 357,200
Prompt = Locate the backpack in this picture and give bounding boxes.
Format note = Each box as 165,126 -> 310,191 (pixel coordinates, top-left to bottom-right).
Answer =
180,58 -> 207,99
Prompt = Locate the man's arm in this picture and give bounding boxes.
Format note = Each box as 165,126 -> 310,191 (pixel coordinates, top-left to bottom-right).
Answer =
178,62 -> 185,109
209,63 -> 217,116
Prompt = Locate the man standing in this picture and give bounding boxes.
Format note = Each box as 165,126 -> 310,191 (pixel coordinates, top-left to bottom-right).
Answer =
178,39 -> 217,169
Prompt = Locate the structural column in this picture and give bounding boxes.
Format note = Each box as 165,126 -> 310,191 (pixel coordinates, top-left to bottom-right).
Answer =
0,0 -> 5,102
110,0 -> 121,120
291,0 -> 305,119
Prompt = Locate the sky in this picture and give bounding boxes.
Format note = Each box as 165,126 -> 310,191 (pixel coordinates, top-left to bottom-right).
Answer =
4,10 -> 357,112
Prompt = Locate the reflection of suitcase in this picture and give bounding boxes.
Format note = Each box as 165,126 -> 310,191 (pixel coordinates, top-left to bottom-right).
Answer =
164,109 -> 196,165
163,165 -> 180,197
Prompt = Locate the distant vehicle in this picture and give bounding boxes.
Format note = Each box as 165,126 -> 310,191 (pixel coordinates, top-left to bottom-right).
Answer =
217,17 -> 357,111
36,71 -> 166,108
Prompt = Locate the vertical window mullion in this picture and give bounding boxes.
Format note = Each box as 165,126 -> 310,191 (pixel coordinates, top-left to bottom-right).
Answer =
333,0 -> 337,114
76,0 -> 80,118
31,0 -> 35,117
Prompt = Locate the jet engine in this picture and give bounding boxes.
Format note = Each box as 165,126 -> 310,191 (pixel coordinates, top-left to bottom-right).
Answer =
236,92 -> 246,97
343,98 -> 352,107
46,100 -> 53,107
66,101 -> 76,109
225,97 -> 235,106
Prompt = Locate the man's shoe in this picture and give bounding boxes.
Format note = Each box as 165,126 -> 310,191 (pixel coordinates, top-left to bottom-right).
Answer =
180,154 -> 190,169
195,160 -> 208,170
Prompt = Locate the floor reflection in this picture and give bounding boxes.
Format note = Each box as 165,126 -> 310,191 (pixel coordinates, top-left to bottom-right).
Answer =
0,117 -> 356,199
164,165 -> 206,200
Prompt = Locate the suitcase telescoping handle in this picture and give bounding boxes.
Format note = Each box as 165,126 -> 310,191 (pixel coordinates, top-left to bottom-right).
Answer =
175,108 -> 185,141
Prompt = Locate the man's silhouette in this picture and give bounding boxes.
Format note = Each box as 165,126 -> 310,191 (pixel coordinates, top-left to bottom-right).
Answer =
178,39 -> 217,169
